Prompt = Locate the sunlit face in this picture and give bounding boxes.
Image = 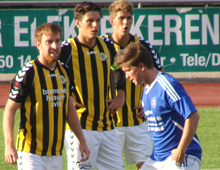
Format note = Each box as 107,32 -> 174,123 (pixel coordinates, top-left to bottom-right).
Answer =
36,33 -> 61,64
122,65 -> 144,85
76,11 -> 101,40
111,11 -> 133,36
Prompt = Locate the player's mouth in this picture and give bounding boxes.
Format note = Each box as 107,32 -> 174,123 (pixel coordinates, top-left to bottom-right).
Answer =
123,26 -> 129,31
50,51 -> 59,56
91,30 -> 98,34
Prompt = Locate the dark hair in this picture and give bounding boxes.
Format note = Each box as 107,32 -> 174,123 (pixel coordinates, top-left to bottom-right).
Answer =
115,41 -> 154,69
34,23 -> 62,42
74,1 -> 102,20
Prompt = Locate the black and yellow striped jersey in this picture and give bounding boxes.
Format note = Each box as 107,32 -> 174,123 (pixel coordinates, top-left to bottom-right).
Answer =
106,34 -> 163,127
9,59 -> 73,156
60,36 -> 122,131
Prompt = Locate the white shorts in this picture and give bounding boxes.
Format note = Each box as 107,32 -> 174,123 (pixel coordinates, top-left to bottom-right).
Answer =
17,151 -> 62,170
115,122 -> 153,164
65,129 -> 125,170
140,155 -> 201,170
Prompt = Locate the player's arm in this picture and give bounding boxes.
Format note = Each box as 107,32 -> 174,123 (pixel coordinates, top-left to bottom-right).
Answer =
67,96 -> 90,161
3,62 -> 33,165
171,111 -> 200,163
3,99 -> 21,165
103,37 -> 126,112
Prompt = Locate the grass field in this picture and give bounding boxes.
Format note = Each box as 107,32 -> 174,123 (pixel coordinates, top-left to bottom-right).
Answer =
0,107 -> 220,170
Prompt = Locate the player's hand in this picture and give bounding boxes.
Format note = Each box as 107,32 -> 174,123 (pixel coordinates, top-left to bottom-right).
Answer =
134,105 -> 146,119
79,143 -> 90,162
5,145 -> 17,165
171,148 -> 185,164
106,97 -> 124,114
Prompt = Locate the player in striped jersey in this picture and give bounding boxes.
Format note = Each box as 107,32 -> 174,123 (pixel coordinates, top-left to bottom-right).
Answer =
3,23 -> 89,170
115,41 -> 202,170
60,2 -> 126,170
106,1 -> 164,169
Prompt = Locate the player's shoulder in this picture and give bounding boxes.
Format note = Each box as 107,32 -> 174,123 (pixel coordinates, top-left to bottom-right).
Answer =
100,36 -> 114,46
14,61 -> 34,83
59,60 -> 69,71
158,73 -> 181,89
61,39 -> 72,50
60,39 -> 73,63
137,36 -> 155,50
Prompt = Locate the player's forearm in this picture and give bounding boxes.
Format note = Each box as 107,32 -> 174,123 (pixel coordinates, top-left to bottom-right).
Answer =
3,99 -> 18,146
177,111 -> 200,152
116,90 -> 125,107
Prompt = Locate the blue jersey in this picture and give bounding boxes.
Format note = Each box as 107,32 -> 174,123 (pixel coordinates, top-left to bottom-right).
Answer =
142,72 -> 202,161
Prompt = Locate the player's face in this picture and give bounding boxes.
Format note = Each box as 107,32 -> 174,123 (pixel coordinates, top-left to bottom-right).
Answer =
36,33 -> 61,64
76,11 -> 101,39
122,65 -> 144,85
111,11 -> 133,36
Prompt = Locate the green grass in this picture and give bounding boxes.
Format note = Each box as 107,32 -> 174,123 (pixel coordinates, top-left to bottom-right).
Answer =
0,107 -> 220,170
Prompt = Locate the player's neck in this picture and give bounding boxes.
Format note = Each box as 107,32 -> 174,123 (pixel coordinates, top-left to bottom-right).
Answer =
38,56 -> 57,70
77,34 -> 96,48
145,68 -> 159,86
111,32 -> 130,47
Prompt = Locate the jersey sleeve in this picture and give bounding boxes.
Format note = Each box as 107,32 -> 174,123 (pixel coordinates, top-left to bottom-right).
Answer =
139,38 -> 163,71
9,62 -> 34,103
166,77 -> 197,119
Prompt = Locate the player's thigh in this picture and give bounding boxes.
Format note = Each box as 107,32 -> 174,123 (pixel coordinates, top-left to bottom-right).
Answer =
48,156 -> 63,170
140,157 -> 159,170
17,152 -> 46,170
115,126 -> 126,151
124,123 -> 153,163
97,130 -> 124,170
74,130 -> 101,170
17,152 -> 62,170
164,155 -> 201,170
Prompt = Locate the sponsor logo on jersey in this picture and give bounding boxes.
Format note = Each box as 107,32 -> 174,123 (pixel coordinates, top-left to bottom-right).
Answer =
99,52 -> 108,61
60,75 -> 67,84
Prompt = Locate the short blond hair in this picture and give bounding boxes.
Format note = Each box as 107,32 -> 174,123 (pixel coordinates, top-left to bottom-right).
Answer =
109,0 -> 133,18
34,23 -> 62,42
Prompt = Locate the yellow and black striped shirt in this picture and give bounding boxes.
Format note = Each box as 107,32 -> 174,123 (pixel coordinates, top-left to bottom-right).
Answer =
9,59 -> 73,156
106,34 -> 163,127
60,36 -> 122,131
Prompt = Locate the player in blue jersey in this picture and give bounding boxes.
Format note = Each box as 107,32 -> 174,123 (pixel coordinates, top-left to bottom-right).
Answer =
106,1 -> 164,169
115,41 -> 202,170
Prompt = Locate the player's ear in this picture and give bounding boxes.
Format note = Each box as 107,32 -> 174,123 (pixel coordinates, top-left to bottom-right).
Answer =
139,62 -> 145,70
109,17 -> 114,26
35,41 -> 41,50
75,19 -> 80,28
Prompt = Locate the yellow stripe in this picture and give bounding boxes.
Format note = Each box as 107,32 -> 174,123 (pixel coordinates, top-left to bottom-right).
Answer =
98,37 -> 112,131
32,62 -> 43,155
70,39 -> 86,118
44,68 -> 54,155
81,46 -> 94,130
